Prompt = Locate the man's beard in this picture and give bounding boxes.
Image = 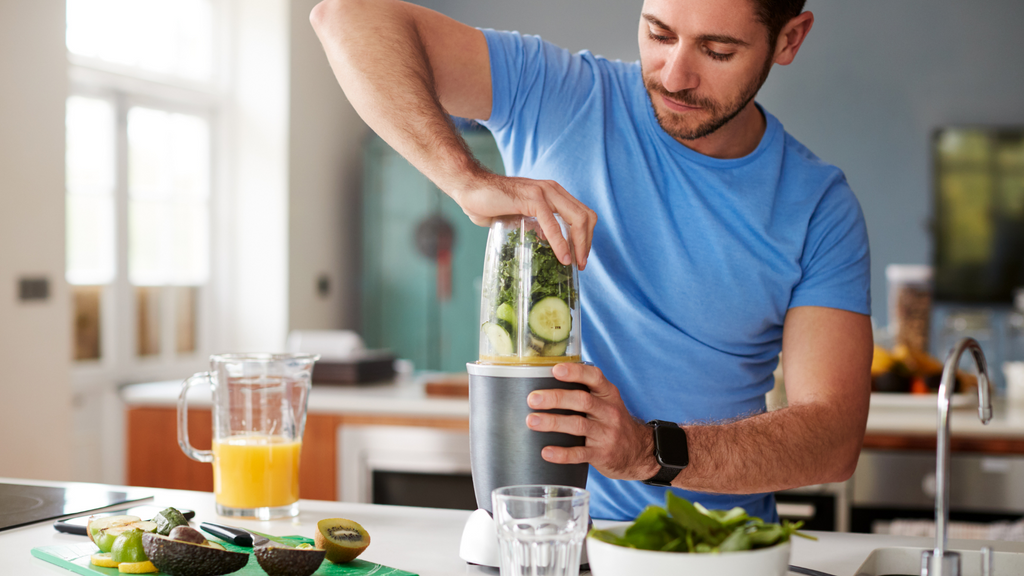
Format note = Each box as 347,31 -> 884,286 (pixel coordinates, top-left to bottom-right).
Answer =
643,55 -> 773,141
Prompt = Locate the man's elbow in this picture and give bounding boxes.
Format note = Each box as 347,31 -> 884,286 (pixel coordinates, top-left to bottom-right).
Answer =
825,437 -> 863,484
309,0 -> 351,35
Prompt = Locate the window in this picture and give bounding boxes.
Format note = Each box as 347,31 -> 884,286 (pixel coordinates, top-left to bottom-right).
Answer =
66,0 -> 222,374
933,128 -> 1024,303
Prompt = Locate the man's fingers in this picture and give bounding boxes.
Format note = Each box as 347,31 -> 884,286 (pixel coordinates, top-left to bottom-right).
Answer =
552,362 -> 614,396
527,388 -> 595,413
532,206 -> 572,266
545,186 -> 596,269
526,412 -> 591,437
541,445 -> 589,464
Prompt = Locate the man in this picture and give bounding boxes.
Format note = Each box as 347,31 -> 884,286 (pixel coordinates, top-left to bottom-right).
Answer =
311,0 -> 872,522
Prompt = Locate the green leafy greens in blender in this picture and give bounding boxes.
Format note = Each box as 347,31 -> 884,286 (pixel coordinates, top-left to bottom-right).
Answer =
588,492 -> 815,553
488,229 -> 576,356
497,229 -> 576,308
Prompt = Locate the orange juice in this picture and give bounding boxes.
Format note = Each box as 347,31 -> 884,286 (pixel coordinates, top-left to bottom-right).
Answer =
212,434 -> 301,509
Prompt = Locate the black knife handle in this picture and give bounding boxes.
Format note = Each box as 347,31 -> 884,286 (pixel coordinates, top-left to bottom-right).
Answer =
199,522 -> 253,547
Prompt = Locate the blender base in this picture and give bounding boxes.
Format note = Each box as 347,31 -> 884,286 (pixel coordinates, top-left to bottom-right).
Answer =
458,509 -> 500,566
457,508 -> 589,568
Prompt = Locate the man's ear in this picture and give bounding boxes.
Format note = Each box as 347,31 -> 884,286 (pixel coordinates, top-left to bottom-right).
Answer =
773,11 -> 814,66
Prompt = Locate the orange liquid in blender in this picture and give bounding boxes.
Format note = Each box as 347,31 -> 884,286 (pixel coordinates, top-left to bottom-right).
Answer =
212,434 -> 301,509
478,354 -> 581,365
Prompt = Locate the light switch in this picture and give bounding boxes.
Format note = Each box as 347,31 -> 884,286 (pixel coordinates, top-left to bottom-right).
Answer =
19,277 -> 50,301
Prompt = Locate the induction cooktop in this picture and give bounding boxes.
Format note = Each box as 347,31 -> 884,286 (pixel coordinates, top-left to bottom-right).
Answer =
0,482 -> 149,532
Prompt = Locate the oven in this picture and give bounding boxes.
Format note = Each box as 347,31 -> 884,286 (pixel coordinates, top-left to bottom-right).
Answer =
338,425 -> 476,509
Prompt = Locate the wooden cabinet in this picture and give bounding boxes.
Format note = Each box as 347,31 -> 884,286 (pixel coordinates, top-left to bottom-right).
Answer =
125,406 -> 468,501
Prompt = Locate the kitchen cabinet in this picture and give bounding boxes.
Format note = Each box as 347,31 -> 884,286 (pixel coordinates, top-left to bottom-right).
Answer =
125,405 -> 467,501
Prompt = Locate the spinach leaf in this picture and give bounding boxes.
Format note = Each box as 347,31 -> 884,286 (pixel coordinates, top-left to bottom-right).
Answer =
718,526 -> 753,552
587,493 -> 816,555
666,492 -> 721,539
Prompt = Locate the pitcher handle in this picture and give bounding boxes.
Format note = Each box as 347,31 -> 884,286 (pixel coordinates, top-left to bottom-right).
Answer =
178,371 -> 214,463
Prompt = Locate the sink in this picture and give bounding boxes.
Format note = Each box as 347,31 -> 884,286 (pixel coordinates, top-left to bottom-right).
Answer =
854,547 -> 1024,576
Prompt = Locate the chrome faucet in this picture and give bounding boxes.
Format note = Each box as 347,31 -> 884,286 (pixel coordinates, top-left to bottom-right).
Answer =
921,338 -> 993,576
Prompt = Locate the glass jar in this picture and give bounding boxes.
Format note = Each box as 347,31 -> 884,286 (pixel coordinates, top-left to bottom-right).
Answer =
885,264 -> 933,353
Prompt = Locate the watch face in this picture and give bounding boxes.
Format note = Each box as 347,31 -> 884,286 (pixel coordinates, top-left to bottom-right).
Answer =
654,424 -> 689,468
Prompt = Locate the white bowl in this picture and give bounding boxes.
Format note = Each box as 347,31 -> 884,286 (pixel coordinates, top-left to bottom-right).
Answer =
586,525 -> 791,576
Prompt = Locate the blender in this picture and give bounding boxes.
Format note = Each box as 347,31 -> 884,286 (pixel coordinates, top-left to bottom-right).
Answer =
458,215 -> 589,566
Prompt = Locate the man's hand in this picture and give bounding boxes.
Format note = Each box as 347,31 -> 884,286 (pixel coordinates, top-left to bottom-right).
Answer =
454,172 -> 597,268
524,363 -> 658,480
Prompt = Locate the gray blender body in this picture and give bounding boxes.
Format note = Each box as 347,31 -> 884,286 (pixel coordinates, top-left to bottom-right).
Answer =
467,363 -> 589,512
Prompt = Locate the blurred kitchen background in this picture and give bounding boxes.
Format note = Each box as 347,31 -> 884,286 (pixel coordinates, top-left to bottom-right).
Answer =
2,0 -> 1024,538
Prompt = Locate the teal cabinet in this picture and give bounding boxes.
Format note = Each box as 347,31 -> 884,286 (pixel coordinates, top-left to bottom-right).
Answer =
361,129 -> 505,372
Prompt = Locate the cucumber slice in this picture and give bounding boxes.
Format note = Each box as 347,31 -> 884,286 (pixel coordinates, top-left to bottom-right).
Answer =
496,302 -> 517,331
528,296 -> 572,343
482,322 -> 514,355
542,339 -> 569,357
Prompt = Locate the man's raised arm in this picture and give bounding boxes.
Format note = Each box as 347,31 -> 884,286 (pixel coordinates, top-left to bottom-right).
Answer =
310,0 -> 595,267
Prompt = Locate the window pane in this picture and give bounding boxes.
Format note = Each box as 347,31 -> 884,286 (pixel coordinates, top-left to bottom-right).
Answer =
137,286 -> 161,357
66,96 -> 116,285
128,106 -> 210,286
175,286 -> 198,354
72,285 -> 103,361
66,0 -> 215,82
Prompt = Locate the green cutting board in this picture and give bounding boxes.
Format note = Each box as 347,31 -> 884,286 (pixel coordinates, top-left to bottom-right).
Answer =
31,536 -> 417,576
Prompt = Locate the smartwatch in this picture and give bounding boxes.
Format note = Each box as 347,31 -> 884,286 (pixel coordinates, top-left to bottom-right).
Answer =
642,420 -> 689,487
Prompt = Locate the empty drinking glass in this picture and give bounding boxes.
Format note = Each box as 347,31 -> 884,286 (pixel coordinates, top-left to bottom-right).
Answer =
492,485 -> 589,576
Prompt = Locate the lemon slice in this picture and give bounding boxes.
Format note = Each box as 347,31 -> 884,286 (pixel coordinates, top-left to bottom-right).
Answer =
90,552 -> 120,568
118,560 -> 157,573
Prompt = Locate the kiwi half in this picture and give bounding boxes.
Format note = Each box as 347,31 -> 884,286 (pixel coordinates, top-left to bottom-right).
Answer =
313,518 -> 370,564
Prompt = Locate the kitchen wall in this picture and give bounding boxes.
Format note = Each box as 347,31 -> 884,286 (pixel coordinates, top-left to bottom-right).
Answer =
0,1 -> 74,481
409,0 -> 1024,326
288,0 -> 368,332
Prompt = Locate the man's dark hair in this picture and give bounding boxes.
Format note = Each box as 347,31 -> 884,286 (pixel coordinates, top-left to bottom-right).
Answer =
751,0 -> 807,47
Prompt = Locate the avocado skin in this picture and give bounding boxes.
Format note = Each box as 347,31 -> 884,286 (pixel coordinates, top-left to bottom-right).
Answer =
254,545 -> 327,576
142,533 -> 249,576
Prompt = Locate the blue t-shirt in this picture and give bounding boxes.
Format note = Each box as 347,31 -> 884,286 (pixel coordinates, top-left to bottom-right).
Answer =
478,29 -> 871,522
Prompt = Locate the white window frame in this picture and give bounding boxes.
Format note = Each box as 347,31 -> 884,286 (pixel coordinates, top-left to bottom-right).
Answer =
67,0 -> 229,392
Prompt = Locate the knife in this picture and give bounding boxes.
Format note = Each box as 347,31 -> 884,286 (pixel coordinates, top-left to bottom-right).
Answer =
199,522 -> 254,547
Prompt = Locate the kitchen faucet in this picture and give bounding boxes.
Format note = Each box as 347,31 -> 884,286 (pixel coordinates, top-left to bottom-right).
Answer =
921,338 -> 993,576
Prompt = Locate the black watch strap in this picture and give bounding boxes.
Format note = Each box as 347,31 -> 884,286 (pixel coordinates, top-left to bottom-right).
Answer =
642,420 -> 689,487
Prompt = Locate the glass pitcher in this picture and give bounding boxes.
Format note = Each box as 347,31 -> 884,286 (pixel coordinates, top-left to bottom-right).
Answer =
178,353 -> 319,519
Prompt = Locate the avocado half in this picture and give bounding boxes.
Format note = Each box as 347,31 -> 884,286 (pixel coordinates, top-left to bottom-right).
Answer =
254,545 -> 326,576
142,533 -> 249,576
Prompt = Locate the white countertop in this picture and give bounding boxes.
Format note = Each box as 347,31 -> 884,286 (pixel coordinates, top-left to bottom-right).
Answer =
7,477 -> 1024,576
124,380 -> 1024,438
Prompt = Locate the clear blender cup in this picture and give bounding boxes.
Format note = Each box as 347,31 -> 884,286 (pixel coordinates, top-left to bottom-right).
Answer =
478,215 -> 581,365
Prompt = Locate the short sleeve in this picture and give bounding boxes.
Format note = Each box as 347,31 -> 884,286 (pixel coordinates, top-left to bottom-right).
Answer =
479,29 -> 597,174
788,178 -> 872,315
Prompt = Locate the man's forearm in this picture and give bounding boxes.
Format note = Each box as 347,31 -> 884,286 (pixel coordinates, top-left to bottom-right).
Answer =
310,0 -> 484,194
670,401 -> 866,493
